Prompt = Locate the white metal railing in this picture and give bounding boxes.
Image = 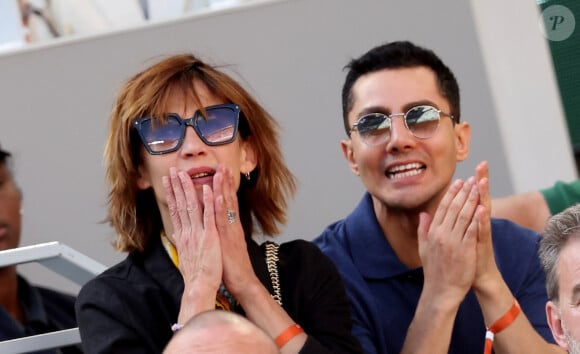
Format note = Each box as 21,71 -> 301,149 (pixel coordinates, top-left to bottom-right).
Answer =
0,242 -> 106,354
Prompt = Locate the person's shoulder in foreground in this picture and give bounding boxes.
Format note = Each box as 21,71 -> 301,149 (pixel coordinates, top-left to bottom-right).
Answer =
0,144 -> 80,353
314,40 -> 563,354
75,53 -> 362,354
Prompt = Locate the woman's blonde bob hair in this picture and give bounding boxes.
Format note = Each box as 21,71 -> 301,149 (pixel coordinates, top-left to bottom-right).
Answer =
104,53 -> 296,252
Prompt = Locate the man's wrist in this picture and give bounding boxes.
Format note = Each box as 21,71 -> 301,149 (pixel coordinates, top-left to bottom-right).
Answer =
473,266 -> 503,298
473,271 -> 517,328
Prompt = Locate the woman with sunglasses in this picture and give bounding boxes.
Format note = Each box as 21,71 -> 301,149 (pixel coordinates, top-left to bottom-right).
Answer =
75,54 -> 362,354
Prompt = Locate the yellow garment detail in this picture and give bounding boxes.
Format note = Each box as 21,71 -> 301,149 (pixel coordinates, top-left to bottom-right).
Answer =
160,231 -> 234,311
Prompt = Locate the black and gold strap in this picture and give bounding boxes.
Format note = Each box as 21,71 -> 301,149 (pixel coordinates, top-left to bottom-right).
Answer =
264,241 -> 282,306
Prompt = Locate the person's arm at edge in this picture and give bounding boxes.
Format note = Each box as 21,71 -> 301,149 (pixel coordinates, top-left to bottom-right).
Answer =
491,191 -> 550,232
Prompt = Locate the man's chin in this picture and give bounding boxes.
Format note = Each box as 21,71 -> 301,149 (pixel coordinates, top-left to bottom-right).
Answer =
380,196 -> 431,212
565,328 -> 580,354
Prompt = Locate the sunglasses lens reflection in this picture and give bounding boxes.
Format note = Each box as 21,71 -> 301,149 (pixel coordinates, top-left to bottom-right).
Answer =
197,108 -> 237,144
142,116 -> 182,152
406,106 -> 439,138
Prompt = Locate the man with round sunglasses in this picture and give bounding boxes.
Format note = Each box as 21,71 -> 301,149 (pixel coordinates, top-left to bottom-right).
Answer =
314,41 -> 562,353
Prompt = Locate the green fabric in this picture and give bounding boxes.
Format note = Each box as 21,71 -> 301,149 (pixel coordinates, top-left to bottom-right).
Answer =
538,0 -> 580,152
541,179 -> 580,215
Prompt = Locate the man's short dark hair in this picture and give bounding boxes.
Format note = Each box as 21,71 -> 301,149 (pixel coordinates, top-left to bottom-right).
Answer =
341,40 -> 461,135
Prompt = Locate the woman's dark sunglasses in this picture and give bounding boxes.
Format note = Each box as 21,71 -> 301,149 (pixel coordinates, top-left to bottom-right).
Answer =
134,103 -> 240,155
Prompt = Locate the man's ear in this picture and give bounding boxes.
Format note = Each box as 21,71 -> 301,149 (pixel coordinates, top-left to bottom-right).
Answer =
341,139 -> 360,176
136,166 -> 152,190
454,122 -> 471,162
546,300 -> 569,350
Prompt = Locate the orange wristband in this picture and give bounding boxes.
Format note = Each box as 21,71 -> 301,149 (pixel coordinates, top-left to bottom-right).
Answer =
483,299 -> 521,354
275,324 -> 304,348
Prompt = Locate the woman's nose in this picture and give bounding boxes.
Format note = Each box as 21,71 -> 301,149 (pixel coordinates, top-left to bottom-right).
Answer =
179,126 -> 207,156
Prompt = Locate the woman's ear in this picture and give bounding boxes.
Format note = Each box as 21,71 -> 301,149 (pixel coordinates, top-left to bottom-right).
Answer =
240,139 -> 258,175
136,166 -> 152,190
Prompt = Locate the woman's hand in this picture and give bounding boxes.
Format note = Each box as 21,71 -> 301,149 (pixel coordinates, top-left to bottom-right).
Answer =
212,165 -> 261,298
164,167 -> 222,323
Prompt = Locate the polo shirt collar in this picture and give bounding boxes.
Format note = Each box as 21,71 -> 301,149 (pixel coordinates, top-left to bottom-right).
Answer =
344,193 -> 416,279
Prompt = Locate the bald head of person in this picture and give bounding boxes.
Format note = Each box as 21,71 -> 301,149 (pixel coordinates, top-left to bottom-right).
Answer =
163,311 -> 280,354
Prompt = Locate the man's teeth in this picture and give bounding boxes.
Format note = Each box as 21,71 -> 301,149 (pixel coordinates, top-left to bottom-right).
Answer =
389,163 -> 422,172
389,169 -> 422,179
387,163 -> 423,179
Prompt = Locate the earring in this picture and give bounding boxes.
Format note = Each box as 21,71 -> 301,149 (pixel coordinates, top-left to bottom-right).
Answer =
245,172 -> 251,181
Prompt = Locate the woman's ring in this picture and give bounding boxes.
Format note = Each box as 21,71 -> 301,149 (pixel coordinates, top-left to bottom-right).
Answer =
226,209 -> 236,224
